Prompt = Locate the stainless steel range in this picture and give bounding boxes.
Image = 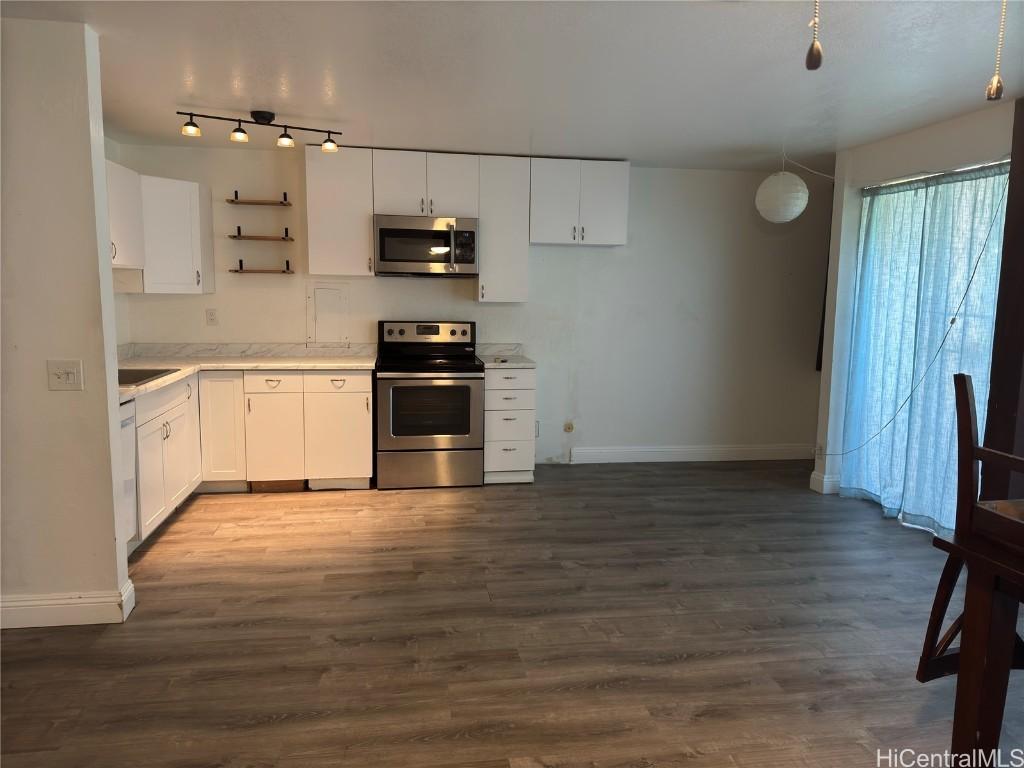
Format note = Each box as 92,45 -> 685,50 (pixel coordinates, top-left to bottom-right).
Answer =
375,321 -> 484,489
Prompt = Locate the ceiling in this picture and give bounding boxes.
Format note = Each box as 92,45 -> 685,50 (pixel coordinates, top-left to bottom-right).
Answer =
2,1 -> 1020,169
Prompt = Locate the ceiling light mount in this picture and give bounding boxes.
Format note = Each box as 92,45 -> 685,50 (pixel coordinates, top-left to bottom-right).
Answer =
175,110 -> 343,148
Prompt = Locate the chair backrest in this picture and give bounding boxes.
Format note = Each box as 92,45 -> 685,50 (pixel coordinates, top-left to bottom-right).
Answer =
953,373 -> 980,539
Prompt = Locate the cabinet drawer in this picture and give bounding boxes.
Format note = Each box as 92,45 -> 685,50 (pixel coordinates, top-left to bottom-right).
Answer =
243,371 -> 303,393
485,368 -> 536,390
485,389 -> 536,411
485,440 -> 535,472
303,371 -> 372,393
485,409 -> 535,441
135,374 -> 195,426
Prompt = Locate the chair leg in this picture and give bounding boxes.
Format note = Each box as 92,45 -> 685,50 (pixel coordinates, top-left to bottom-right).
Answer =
917,554 -> 965,682
976,588 -> 1020,749
951,566 -> 997,754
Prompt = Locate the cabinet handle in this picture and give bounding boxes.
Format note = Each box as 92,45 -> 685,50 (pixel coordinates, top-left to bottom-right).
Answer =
265,378 -> 282,388
502,447 -> 517,452
167,420 -> 172,438
368,256 -> 372,273
247,397 -> 252,414
502,375 -> 516,380
502,417 -> 516,422
572,225 -> 576,241
420,197 -> 425,213
111,241 -> 117,261
581,226 -> 585,242
480,284 -> 485,299
161,422 -> 167,440
502,396 -> 517,401
365,395 -> 369,413
429,198 -> 433,214
186,382 -> 192,399
196,270 -> 201,287
331,378 -> 347,388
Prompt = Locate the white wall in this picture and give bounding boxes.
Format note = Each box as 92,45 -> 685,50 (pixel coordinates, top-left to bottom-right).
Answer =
811,102 -> 1016,493
113,143 -> 832,463
1,19 -> 131,627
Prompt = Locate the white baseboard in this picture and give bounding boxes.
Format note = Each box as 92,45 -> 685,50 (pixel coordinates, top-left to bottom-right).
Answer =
570,444 -> 814,465
484,470 -> 535,485
2,579 -> 136,629
809,471 -> 841,495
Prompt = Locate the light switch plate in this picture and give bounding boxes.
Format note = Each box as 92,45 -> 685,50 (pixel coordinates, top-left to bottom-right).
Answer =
47,359 -> 84,391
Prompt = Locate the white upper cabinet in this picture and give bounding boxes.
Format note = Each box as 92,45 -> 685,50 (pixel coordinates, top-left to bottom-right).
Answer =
106,160 -> 145,269
478,155 -> 530,303
530,159 -> 629,246
426,153 -> 479,217
579,160 -> 630,245
530,158 -> 582,245
306,146 -> 374,276
372,150 -> 427,215
141,175 -> 214,294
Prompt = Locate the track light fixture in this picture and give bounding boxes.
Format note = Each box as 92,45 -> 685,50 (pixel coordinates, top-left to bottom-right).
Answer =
276,127 -> 295,148
180,113 -> 201,137
174,110 -> 343,150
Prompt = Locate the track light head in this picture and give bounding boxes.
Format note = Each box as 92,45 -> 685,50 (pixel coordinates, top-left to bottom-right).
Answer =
277,127 -> 295,148
321,132 -> 339,153
230,120 -> 249,143
181,114 -> 201,137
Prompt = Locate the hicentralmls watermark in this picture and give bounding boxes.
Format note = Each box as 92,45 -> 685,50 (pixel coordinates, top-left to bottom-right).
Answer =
877,749 -> 1024,768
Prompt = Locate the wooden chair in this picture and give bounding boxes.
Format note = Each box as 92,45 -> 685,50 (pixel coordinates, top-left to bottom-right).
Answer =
917,373 -> 1024,752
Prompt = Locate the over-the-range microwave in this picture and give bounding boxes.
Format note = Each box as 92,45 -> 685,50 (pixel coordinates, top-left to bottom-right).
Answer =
373,215 -> 478,277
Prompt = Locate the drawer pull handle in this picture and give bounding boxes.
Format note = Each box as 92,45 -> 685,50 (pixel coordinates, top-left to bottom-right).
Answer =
502,376 -> 516,380
502,417 -> 516,422
331,378 -> 347,388
502,396 -> 517,401
265,378 -> 282,388
502,447 -> 517,452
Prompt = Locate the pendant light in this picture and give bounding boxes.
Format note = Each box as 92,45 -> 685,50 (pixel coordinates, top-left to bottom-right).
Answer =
229,120 -> 249,143
756,171 -> 809,223
805,0 -> 822,70
180,113 -> 201,137
276,126 -> 295,148
986,0 -> 1007,100
321,131 -> 339,153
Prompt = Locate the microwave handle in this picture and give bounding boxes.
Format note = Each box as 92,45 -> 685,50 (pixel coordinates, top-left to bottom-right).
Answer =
448,222 -> 456,273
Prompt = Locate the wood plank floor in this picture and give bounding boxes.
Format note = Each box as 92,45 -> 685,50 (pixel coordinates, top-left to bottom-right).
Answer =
3,461 -> 1022,766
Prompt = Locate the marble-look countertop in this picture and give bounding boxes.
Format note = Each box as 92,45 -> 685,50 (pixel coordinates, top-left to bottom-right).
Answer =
118,355 -> 376,403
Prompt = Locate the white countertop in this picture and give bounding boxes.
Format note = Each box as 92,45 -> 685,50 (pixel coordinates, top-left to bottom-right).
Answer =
118,355 -> 376,403
481,353 -> 536,369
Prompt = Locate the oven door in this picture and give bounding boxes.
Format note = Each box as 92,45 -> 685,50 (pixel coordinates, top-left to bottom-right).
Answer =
376,373 -> 484,450
374,215 -> 478,276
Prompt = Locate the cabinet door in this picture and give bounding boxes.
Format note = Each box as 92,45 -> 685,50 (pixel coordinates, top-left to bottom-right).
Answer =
136,416 -> 168,541
372,150 -> 427,215
141,175 -> 202,294
106,160 -> 145,269
579,161 -> 630,246
199,371 -> 247,481
245,393 -> 305,481
426,153 -> 479,217
529,158 -> 581,245
162,401 -> 194,510
306,146 -> 374,276
304,393 -> 372,480
184,376 -> 202,491
478,155 -> 529,303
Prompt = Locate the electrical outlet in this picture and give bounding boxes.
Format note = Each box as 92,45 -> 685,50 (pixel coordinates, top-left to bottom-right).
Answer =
205,308 -> 219,326
47,359 -> 84,391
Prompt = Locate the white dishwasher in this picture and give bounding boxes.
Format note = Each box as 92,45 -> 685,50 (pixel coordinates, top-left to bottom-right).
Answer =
117,401 -> 139,557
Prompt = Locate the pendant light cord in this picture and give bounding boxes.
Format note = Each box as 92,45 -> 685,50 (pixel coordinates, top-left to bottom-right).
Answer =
783,150 -> 835,181
821,174 -> 1008,459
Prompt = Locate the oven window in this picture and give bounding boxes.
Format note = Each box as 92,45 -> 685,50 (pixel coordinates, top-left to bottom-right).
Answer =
379,229 -> 453,264
391,385 -> 471,436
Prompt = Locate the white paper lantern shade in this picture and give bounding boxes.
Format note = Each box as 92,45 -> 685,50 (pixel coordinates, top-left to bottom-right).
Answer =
755,171 -> 809,223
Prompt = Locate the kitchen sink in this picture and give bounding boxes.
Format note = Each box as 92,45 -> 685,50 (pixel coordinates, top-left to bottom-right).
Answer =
118,368 -> 179,387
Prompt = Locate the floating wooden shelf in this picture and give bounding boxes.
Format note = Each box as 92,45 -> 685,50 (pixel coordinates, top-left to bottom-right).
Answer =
225,190 -> 292,206
229,259 -> 293,275
228,226 -> 293,241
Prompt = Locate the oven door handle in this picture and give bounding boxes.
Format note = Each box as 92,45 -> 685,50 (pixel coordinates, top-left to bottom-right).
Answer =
448,222 -> 456,273
376,371 -> 484,380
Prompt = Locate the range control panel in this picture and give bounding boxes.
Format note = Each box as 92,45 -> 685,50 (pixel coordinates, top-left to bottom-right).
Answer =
380,322 -> 475,343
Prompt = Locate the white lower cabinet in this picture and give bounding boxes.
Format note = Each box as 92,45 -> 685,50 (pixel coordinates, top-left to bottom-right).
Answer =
199,371 -> 247,481
244,391 -> 305,481
304,393 -> 372,481
136,374 -> 201,541
484,367 -> 537,484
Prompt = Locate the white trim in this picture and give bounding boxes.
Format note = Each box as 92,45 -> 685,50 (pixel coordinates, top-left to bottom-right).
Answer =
2,581 -> 135,629
484,470 -> 535,485
809,471 -> 841,495
570,444 -> 814,465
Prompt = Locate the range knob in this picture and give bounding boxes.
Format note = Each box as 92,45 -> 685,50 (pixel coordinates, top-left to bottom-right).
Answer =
398,328 -> 405,336
386,328 -> 394,336
461,329 -> 468,337
450,329 -> 457,336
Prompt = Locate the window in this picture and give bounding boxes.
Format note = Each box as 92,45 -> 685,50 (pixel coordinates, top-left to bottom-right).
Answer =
839,162 -> 1009,535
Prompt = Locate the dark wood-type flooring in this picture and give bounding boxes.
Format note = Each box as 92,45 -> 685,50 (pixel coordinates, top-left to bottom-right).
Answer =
4,461 -> 1023,766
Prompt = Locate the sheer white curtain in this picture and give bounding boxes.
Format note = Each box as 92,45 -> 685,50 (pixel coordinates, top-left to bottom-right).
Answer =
839,163 -> 1009,536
